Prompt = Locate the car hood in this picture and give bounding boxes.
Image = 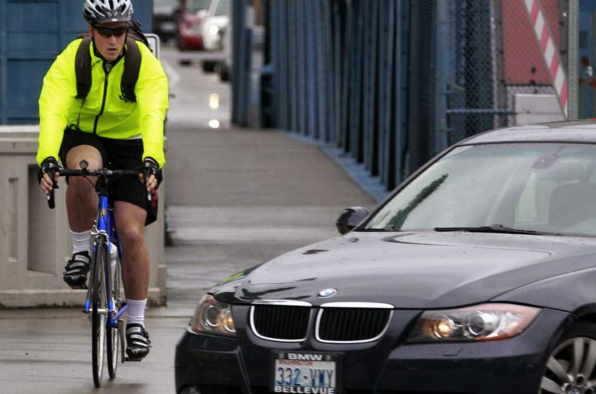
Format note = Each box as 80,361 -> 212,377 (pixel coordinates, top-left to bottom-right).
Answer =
212,232 -> 596,309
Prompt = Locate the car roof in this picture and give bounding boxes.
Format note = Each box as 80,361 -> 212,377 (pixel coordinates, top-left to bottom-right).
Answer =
462,120 -> 596,145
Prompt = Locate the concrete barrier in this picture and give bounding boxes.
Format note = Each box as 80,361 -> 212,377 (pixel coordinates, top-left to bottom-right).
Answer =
514,94 -> 565,125
0,126 -> 166,308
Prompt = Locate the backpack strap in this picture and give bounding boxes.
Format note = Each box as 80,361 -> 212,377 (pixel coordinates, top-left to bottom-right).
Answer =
75,36 -> 93,100
121,37 -> 141,103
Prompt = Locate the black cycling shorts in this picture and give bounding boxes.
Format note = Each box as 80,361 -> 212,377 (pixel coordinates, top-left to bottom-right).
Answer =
59,126 -> 158,226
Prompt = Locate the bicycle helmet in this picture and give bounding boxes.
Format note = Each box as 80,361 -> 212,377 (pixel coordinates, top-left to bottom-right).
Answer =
83,0 -> 134,24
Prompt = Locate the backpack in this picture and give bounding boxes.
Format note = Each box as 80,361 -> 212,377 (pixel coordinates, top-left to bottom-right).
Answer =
75,21 -> 150,103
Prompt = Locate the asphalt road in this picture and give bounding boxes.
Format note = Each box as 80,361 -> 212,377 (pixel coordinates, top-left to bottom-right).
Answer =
0,44 -> 376,394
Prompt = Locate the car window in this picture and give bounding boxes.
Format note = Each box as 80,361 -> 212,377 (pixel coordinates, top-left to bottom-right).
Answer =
365,143 -> 596,236
215,0 -> 230,16
186,0 -> 211,13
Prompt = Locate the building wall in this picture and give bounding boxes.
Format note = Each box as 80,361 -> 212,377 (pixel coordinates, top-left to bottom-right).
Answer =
0,0 -> 153,124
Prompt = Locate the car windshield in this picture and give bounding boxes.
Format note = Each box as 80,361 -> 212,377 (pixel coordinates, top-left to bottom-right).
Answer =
187,0 -> 211,12
364,143 -> 596,236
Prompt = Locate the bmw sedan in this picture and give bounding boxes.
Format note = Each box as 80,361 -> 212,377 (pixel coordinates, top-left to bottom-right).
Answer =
175,121 -> 596,394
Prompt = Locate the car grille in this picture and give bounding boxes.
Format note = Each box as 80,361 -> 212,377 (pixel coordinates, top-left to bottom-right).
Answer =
317,308 -> 392,343
251,305 -> 310,341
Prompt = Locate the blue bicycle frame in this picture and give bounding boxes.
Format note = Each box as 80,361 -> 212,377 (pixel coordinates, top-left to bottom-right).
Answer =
83,194 -> 128,328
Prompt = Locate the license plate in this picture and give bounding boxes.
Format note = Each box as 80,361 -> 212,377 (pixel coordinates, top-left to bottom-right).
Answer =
271,352 -> 341,394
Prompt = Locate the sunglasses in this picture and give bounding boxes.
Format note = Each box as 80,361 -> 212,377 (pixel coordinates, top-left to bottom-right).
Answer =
93,25 -> 128,38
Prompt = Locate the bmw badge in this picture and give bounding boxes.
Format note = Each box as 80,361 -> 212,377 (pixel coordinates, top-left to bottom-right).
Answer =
317,288 -> 338,298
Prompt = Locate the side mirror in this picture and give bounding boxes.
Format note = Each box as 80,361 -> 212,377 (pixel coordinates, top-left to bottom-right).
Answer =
336,207 -> 370,235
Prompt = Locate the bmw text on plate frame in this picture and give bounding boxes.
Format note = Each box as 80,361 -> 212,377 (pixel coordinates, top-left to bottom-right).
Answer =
273,352 -> 340,394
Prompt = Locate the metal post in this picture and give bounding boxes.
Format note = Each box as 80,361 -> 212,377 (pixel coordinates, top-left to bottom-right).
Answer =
0,0 -> 7,124
568,0 -> 579,120
340,0 -> 352,151
382,0 -> 396,188
435,0 -> 451,153
306,0 -> 318,139
289,0 -> 299,133
315,0 -> 328,142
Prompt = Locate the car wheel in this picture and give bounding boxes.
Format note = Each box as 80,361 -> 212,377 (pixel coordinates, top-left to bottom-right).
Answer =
218,63 -> 230,82
202,61 -> 217,73
540,321 -> 596,393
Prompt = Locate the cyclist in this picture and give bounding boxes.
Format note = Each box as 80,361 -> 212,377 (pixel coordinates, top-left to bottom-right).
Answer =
37,0 -> 168,361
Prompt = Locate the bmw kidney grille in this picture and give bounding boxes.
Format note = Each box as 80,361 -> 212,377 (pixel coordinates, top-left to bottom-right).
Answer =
251,303 -> 393,343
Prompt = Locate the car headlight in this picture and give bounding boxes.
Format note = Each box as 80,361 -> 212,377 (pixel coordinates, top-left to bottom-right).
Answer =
407,303 -> 541,342
190,294 -> 236,337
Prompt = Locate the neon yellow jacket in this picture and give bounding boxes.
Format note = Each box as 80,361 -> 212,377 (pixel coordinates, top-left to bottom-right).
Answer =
37,39 -> 168,168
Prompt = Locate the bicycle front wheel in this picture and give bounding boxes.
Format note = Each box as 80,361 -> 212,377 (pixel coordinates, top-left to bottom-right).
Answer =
90,238 -> 107,388
107,242 -> 121,379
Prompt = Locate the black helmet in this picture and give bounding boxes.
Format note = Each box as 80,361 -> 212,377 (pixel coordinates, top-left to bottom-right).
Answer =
83,0 -> 134,24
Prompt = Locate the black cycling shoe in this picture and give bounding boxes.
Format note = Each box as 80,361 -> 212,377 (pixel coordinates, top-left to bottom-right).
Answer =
126,324 -> 151,361
63,251 -> 90,289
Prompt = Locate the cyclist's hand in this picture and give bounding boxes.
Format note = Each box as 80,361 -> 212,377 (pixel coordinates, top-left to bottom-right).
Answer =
140,159 -> 162,192
38,157 -> 59,194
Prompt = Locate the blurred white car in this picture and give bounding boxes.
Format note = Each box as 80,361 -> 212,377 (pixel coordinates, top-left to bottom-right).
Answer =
201,0 -> 231,51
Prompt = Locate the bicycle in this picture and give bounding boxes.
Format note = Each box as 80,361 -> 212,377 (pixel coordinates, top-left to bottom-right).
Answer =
45,159 -> 153,388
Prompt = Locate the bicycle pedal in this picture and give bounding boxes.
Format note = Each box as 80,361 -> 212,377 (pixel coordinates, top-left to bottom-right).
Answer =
124,356 -> 143,362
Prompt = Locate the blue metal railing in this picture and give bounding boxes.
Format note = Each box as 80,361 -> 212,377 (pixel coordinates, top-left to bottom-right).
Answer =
231,0 -> 512,201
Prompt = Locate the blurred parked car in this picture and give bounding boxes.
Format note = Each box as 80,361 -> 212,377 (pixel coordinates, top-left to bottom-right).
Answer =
153,0 -> 179,43
201,0 -> 230,51
176,0 -> 211,51
176,120 -> 596,394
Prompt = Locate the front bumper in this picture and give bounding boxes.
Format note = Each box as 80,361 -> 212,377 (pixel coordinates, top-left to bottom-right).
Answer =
175,306 -> 572,394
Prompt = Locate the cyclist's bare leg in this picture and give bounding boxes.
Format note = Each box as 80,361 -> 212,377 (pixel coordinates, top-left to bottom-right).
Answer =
65,145 -> 102,232
115,201 -> 152,359
114,201 -> 149,301
63,145 -> 102,288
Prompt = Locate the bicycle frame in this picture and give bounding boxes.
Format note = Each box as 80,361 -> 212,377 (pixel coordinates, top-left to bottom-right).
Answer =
83,176 -> 128,329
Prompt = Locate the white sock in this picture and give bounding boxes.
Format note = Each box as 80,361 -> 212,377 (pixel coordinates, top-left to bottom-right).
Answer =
71,230 -> 91,255
126,299 -> 147,327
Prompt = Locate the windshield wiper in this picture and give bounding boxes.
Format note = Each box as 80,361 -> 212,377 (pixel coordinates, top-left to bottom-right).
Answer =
434,224 -> 561,236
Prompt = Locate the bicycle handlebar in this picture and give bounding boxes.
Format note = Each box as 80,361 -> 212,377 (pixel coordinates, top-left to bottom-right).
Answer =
46,164 -> 146,210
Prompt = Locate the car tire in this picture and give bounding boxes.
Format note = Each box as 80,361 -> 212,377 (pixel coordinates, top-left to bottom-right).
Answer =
218,63 -> 230,82
202,61 -> 217,73
540,321 -> 596,393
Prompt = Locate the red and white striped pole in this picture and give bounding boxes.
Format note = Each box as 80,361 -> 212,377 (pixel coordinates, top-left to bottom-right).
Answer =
522,0 -> 568,118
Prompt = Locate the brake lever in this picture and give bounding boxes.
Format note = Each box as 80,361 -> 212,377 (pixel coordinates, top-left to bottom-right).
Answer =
46,163 -> 59,210
142,165 -> 152,202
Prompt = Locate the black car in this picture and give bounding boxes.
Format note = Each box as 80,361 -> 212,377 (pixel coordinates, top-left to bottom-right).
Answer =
176,121 -> 596,394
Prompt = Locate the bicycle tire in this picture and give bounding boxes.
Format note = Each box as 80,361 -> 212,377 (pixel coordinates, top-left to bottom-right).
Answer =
91,238 -> 107,388
107,242 -> 121,379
